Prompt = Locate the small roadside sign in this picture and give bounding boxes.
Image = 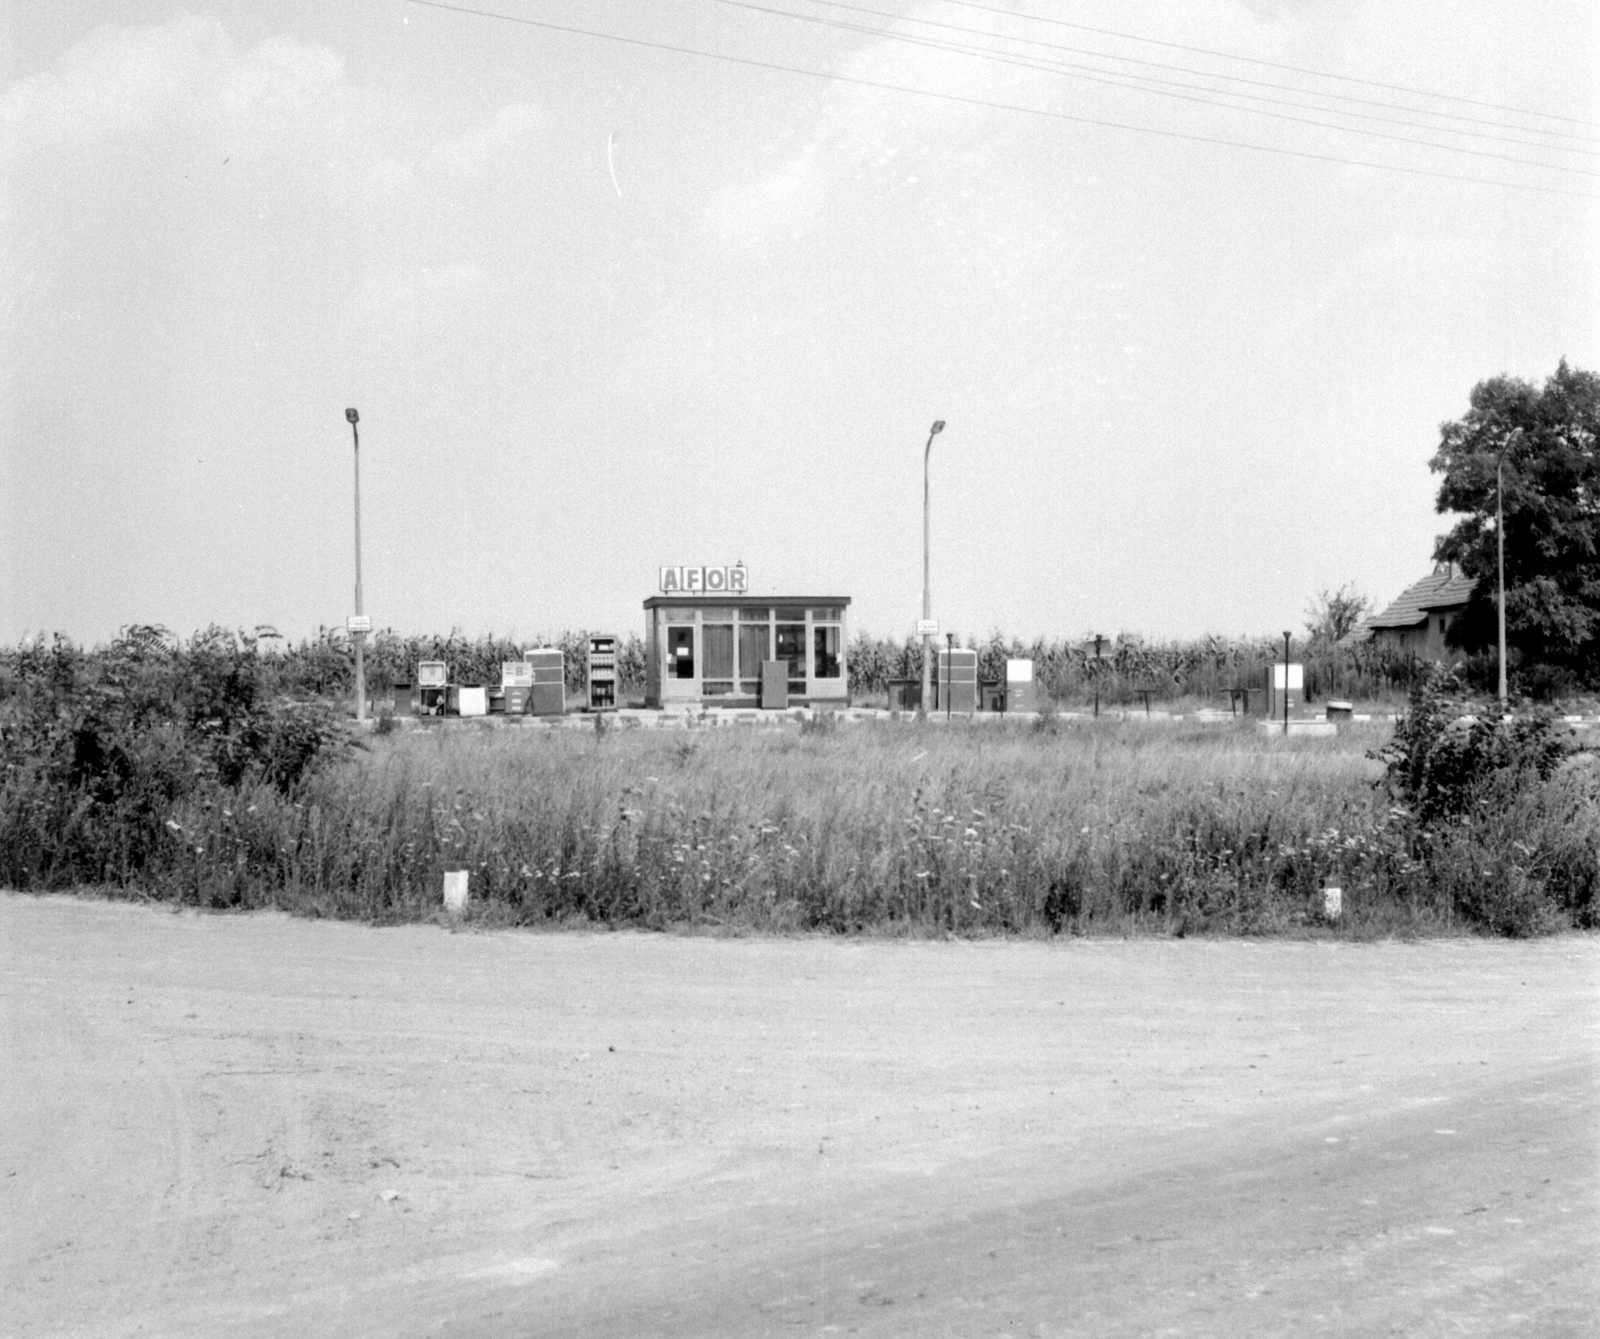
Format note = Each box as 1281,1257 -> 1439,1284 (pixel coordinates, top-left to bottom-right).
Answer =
916,619 -> 939,637
347,614 -> 372,635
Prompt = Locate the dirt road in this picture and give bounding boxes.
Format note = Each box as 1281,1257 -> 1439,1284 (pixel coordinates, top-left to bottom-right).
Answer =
2,895 -> 1595,1337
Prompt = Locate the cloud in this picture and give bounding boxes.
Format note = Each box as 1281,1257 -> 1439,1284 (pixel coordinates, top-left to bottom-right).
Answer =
2,16 -> 362,165
703,142 -> 822,244
697,0 -> 1065,242
429,102 -> 544,180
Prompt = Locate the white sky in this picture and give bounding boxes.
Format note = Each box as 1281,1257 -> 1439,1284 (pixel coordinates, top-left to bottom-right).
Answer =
3,1 -> 1595,646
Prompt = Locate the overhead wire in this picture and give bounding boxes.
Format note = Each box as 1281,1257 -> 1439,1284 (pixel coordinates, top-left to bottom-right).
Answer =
710,0 -> 1597,178
792,0 -> 1600,151
401,0 -> 1596,200
939,0 -> 1600,131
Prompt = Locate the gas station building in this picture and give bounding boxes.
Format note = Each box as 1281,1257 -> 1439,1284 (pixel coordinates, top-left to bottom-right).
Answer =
644,566 -> 850,709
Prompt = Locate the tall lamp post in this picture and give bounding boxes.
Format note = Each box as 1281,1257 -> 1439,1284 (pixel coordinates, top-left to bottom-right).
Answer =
345,408 -> 366,723
920,419 -> 946,714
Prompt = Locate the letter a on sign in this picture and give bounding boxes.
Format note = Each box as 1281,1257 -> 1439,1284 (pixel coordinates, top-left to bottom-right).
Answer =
659,566 -> 683,593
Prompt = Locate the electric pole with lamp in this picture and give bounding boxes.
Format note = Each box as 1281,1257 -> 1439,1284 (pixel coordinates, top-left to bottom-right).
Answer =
920,419 -> 945,714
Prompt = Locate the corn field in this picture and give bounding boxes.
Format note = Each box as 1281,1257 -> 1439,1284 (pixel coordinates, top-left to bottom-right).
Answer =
135,625 -> 1427,709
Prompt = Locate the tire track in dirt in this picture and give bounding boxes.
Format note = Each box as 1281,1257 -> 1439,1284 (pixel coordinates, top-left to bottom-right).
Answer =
3,896 -> 1595,1339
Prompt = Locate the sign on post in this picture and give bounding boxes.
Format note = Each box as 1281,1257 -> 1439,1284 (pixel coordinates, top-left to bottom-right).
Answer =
1273,663 -> 1305,691
916,619 -> 940,637
347,614 -> 372,635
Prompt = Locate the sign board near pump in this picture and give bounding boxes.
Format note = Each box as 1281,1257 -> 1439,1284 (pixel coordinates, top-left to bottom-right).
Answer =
659,564 -> 748,595
1273,663 -> 1305,691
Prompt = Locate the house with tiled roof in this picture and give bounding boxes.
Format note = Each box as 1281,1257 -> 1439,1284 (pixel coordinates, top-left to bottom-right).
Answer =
1341,566 -> 1476,660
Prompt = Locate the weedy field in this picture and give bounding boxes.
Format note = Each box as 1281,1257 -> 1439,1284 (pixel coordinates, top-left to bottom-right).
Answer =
228,719 -> 1415,934
3,630 -> 1595,936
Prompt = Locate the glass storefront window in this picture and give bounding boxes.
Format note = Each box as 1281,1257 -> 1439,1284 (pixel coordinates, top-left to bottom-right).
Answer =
738,607 -> 771,622
667,625 -> 695,679
702,623 -> 734,694
813,625 -> 841,678
738,621 -> 769,691
775,621 -> 806,690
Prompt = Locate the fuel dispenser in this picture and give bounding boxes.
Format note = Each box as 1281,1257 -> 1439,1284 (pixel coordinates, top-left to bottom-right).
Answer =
501,660 -> 533,715
416,661 -> 448,716
586,635 -> 618,711
525,648 -> 565,716
936,646 -> 979,713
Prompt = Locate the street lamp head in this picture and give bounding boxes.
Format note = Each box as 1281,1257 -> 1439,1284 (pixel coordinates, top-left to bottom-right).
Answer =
345,407 -> 359,424
930,420 -> 945,435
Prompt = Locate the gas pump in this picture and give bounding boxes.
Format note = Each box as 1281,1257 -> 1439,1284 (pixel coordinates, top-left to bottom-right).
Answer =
416,661 -> 447,716
587,635 -> 618,711
501,660 -> 533,715
525,648 -> 565,716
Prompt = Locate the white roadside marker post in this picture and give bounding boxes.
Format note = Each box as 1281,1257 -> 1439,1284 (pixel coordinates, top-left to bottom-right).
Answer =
443,870 -> 469,915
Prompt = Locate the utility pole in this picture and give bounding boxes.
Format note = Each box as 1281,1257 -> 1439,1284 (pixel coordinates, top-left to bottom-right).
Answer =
920,419 -> 945,714
346,408 -> 366,723
1496,434 -> 1516,715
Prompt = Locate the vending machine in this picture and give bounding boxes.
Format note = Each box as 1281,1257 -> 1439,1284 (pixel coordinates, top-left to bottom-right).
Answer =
416,661 -> 448,716
586,635 -> 618,711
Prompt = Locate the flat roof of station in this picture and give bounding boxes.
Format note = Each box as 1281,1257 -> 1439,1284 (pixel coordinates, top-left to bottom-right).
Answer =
642,595 -> 852,609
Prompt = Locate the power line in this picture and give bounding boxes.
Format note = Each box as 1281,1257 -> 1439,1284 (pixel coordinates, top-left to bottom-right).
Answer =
401,0 -> 1595,199
712,0 -> 1597,178
793,0 -> 1600,150
941,0 -> 1600,131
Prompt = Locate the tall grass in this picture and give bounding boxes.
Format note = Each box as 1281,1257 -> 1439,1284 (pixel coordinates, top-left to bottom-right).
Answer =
5,636 -> 1593,937
115,718 -> 1595,936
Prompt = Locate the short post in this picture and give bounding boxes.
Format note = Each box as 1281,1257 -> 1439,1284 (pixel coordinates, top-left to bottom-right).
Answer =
1282,631 -> 1292,736
443,870 -> 469,915
945,632 -> 954,721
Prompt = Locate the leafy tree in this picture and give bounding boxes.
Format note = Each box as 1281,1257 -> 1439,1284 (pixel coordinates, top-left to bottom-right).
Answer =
1431,360 -> 1600,686
1303,583 -> 1371,648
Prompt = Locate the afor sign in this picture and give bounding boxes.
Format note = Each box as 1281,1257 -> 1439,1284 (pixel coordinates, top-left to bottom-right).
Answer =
659,564 -> 748,594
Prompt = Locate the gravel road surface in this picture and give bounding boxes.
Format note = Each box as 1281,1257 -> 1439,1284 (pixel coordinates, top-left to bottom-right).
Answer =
2,895 -> 1595,1337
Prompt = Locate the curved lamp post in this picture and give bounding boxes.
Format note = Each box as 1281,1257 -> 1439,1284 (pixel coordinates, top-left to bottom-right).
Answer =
920,419 -> 945,714
346,408 -> 365,723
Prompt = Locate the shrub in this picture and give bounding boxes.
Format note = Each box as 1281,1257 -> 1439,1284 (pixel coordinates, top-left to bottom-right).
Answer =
0,627 -> 346,891
1373,665 -> 1591,933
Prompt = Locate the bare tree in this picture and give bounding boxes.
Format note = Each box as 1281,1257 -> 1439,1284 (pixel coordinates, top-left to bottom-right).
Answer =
1304,584 -> 1371,648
